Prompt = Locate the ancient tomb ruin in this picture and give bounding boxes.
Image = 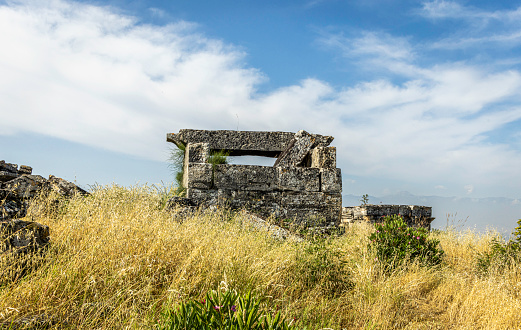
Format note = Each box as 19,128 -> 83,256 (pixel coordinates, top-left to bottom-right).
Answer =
167,129 -> 342,226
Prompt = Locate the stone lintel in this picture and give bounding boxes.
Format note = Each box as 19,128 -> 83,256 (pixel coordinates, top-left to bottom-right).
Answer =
168,130 -> 296,157
167,129 -> 333,157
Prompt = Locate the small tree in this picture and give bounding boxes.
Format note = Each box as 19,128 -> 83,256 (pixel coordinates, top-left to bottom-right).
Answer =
360,194 -> 369,206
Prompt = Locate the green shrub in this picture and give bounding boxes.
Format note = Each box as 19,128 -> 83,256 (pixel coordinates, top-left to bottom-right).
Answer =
157,289 -> 299,330
476,219 -> 521,275
294,238 -> 352,297
368,215 -> 444,270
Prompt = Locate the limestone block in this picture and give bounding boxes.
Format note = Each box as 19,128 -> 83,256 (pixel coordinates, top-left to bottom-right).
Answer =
168,130 -> 296,157
183,163 -> 213,190
187,188 -> 218,205
311,147 -> 336,168
320,168 -> 342,193
274,130 -> 315,167
276,167 -> 320,192
184,142 -> 209,165
213,165 -> 276,191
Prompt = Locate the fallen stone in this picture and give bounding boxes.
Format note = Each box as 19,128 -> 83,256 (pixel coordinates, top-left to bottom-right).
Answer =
47,175 -> 88,197
274,130 -> 334,168
1,219 -> 50,256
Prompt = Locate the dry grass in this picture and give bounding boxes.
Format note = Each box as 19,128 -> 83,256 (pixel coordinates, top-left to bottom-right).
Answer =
0,185 -> 520,329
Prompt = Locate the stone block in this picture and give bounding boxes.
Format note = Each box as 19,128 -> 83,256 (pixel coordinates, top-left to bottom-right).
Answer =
168,130 -> 297,157
0,171 -> 18,182
311,147 -> 336,168
274,130 -> 315,167
183,163 -> 213,190
320,168 -> 342,193
184,142 -> 209,165
276,167 -> 320,192
213,164 -> 276,191
18,165 -> 32,175
187,188 -> 218,205
0,161 -> 17,173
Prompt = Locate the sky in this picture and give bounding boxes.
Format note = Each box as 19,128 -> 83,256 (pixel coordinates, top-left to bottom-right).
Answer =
1,0 -> 520,232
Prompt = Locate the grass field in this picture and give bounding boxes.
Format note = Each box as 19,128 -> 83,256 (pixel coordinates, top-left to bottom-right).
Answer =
1,185 -> 520,329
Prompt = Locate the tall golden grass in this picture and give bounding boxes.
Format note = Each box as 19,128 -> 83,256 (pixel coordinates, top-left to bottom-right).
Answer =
0,185 -> 520,329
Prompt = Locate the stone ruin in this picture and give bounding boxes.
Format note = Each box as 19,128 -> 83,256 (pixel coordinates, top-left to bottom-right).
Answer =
342,205 -> 434,230
167,129 -> 435,231
1,160 -> 87,260
167,129 -> 343,227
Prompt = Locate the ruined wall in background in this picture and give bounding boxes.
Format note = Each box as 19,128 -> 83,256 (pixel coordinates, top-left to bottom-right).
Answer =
342,205 -> 434,230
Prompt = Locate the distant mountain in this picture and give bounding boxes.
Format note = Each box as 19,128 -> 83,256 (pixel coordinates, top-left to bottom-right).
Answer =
343,192 -> 521,236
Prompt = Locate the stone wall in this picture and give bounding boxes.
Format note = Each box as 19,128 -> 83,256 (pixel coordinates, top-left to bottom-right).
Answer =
167,129 -> 343,226
342,205 -> 434,229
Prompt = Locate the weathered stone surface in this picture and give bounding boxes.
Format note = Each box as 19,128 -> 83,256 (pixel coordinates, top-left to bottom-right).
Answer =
183,163 -> 213,190
341,205 -> 434,229
274,130 -> 315,167
18,165 -> 32,175
186,188 -> 342,226
311,147 -> 336,169
274,130 -> 334,168
184,142 -> 210,164
214,164 -> 276,191
276,167 -> 320,192
1,175 -> 48,199
1,219 -> 50,255
47,175 -> 88,197
320,168 -> 342,193
168,130 -> 296,157
0,161 -> 18,174
0,161 -> 19,182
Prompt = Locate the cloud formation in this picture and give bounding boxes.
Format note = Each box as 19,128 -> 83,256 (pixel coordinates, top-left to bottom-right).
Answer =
0,0 -> 520,197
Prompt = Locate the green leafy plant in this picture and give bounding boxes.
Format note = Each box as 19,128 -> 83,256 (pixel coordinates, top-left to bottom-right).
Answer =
368,215 -> 444,270
208,150 -> 230,166
157,289 -> 299,330
476,219 -> 521,275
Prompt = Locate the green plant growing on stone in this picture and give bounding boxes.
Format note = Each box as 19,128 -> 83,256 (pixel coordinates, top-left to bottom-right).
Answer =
208,150 -> 230,166
157,288 -> 298,330
168,143 -> 187,196
368,215 -> 444,270
476,219 -> 521,275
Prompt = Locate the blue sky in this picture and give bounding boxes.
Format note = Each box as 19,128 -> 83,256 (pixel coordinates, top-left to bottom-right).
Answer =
1,0 -> 520,231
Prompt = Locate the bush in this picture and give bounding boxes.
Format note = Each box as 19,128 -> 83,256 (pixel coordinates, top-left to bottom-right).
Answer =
294,238 -> 352,297
476,219 -> 521,274
157,289 -> 299,330
368,215 -> 444,270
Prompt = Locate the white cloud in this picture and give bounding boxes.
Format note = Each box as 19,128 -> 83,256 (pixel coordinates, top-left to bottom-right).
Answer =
0,0 -> 520,198
420,1 -> 521,49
